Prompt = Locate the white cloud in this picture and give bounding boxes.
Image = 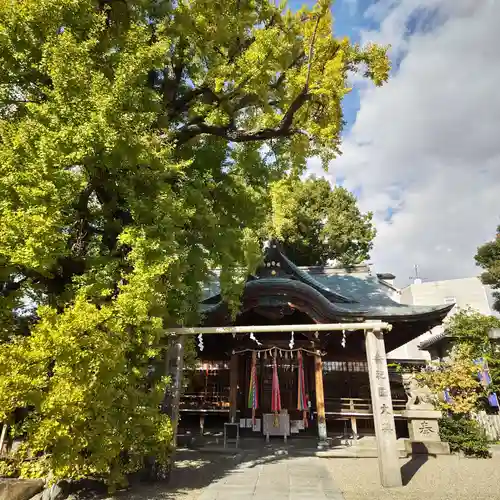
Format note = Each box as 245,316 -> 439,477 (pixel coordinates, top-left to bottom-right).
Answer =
310,0 -> 500,286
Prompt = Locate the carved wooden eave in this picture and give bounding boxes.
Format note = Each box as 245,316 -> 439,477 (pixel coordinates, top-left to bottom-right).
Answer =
198,239 -> 453,353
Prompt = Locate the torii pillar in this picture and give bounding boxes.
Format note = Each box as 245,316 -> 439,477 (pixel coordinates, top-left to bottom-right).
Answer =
365,325 -> 402,488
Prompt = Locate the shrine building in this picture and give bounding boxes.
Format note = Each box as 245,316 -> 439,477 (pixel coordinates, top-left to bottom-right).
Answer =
176,240 -> 452,446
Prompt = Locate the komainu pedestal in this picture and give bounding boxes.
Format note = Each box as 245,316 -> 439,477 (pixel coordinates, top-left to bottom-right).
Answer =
404,409 -> 441,442
401,374 -> 450,455
402,408 -> 450,455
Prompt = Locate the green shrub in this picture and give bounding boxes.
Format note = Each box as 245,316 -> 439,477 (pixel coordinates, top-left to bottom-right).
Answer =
0,298 -> 174,489
439,414 -> 491,458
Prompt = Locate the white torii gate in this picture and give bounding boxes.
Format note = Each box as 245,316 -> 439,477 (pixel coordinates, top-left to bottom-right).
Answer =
164,320 -> 402,488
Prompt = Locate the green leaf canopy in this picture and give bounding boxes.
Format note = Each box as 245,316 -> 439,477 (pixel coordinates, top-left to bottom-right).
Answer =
0,0 -> 389,485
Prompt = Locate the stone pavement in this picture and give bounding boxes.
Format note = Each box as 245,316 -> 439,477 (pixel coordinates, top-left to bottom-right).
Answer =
197,455 -> 345,500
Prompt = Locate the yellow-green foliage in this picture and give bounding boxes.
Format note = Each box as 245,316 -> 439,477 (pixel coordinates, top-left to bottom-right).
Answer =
0,297 -> 173,486
419,345 -> 482,415
0,0 -> 389,487
419,310 -> 500,415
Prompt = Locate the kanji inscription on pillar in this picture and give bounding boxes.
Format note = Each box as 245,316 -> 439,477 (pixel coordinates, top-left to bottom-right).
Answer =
365,328 -> 402,487
378,387 -> 389,397
381,421 -> 393,433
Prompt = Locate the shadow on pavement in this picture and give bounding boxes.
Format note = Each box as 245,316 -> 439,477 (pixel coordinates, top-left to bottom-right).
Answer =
110,442 -> 315,499
400,453 -> 429,486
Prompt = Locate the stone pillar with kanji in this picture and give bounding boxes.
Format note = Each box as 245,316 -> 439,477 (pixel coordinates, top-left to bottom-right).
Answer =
365,327 -> 402,488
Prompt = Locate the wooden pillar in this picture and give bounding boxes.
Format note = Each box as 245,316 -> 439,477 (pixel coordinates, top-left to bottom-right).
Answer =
314,353 -> 328,447
349,398 -> 358,440
365,328 -> 402,488
350,416 -> 358,440
229,353 -> 238,423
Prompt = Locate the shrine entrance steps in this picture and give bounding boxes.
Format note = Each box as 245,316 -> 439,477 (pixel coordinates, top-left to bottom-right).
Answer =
197,455 -> 345,500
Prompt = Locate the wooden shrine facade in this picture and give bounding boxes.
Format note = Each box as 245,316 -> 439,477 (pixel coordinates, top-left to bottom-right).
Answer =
180,346 -> 420,439
175,240 -> 451,447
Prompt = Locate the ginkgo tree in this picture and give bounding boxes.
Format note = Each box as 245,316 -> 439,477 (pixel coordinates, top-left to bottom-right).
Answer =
0,0 -> 389,486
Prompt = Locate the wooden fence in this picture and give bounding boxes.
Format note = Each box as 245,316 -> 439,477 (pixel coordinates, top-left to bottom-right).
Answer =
324,397 -> 407,417
474,411 -> 500,441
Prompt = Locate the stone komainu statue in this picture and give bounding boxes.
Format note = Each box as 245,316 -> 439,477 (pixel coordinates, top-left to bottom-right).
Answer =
402,373 -> 435,409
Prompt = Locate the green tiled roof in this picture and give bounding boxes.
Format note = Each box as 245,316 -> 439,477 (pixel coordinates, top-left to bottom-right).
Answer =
198,240 -> 452,322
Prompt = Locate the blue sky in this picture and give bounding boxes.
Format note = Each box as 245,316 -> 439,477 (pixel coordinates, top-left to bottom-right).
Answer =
288,0 -> 445,133
289,0 -> 500,286
288,0 -> 374,194
288,0 -> 377,131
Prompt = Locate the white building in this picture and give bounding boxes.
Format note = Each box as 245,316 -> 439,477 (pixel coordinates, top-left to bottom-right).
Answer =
388,277 -> 492,361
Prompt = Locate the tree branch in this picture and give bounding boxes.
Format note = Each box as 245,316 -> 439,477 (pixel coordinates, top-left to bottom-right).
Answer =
174,11 -> 324,145
162,41 -> 186,107
305,13 -> 322,91
271,51 -> 306,90
168,86 -> 219,119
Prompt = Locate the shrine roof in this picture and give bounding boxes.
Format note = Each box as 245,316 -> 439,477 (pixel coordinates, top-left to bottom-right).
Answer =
199,240 -> 452,324
418,330 -> 451,350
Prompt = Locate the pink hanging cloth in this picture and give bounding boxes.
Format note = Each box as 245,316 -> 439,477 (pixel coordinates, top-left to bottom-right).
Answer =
271,349 -> 281,427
